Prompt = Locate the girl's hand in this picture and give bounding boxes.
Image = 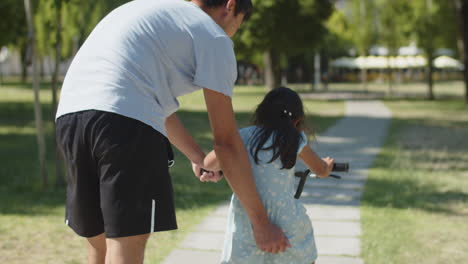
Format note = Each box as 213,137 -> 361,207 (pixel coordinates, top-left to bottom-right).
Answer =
318,157 -> 334,178
200,170 -> 224,183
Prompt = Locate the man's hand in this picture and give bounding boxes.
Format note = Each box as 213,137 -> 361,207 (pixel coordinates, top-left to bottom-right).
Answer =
192,162 -> 203,179
252,222 -> 291,254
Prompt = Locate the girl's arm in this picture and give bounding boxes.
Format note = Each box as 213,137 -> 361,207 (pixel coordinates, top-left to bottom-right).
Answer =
298,144 -> 334,177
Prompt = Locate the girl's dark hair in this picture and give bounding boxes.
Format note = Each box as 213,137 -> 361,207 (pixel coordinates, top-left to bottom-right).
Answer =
250,87 -> 306,170
202,0 -> 253,20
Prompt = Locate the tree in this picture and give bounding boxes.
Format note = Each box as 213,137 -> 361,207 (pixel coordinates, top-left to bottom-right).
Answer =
323,9 -> 353,59
347,0 -> 378,91
32,0 -> 132,186
0,0 -> 27,47
410,0 -> 458,100
0,0 -> 29,81
51,0 -> 66,186
377,0 -> 412,95
413,0 -> 437,100
453,0 -> 468,104
321,9 -> 354,89
234,0 -> 333,90
34,0 -> 72,186
60,0 -> 131,51
24,0 -> 48,187
35,0 -> 68,186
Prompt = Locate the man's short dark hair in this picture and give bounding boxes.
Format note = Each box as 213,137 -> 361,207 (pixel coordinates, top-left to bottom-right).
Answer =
203,0 -> 253,20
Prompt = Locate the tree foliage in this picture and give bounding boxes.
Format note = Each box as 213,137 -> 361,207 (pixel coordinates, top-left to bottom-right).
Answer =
452,0 -> 468,103
347,0 -> 378,90
236,0 -> 333,56
34,0 -> 131,60
377,0 -> 412,55
411,0 -> 458,56
347,0 -> 378,57
0,0 -> 27,47
234,0 -> 333,89
409,0 -> 459,99
323,9 -> 354,58
375,0 -> 413,93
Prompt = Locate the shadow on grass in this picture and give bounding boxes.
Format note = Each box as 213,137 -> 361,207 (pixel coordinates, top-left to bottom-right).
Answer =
0,80 -> 62,90
363,176 -> 468,216
0,128 -> 64,215
0,102 -> 54,127
5,97 -> 467,215
0,100 -> 344,216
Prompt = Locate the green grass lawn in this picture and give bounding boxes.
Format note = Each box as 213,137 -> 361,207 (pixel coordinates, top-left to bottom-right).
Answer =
361,99 -> 468,263
0,83 -> 343,264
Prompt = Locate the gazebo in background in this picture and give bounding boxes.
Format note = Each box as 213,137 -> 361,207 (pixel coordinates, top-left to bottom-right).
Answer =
330,55 -> 464,83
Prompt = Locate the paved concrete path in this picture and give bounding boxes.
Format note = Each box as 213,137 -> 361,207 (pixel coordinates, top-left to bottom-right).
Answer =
162,100 -> 392,264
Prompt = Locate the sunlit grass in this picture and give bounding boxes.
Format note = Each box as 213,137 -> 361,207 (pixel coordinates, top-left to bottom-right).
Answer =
361,99 -> 468,264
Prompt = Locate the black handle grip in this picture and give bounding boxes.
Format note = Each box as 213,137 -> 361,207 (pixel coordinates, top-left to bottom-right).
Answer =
332,162 -> 349,172
200,168 -> 223,176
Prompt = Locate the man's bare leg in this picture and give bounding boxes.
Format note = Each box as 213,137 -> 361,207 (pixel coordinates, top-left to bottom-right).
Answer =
87,233 -> 106,264
105,233 -> 150,264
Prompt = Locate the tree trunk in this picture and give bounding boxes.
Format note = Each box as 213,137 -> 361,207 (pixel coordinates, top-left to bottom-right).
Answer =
323,53 -> 329,91
314,53 -> 321,91
459,0 -> 468,104
20,43 -> 29,82
388,69 -> 393,95
24,0 -> 48,187
53,0 -> 65,187
426,52 -> 435,100
39,57 -> 45,80
387,57 -> 393,96
264,50 -> 281,90
360,68 -> 368,92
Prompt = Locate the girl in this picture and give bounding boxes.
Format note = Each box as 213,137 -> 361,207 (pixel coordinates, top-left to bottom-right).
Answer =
201,87 -> 334,264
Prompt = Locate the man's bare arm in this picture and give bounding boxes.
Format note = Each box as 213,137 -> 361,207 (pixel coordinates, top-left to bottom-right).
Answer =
203,88 -> 290,254
165,113 -> 205,177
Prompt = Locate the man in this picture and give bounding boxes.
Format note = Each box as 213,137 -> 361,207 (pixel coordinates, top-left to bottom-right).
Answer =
55,0 -> 290,263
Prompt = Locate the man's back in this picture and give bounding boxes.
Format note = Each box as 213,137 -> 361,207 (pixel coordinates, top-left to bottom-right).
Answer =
56,0 -> 236,135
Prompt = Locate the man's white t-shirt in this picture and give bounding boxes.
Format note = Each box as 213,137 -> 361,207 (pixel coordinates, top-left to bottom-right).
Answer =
56,0 -> 237,136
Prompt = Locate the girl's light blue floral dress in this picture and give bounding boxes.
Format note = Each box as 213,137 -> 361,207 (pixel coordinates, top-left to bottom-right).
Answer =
221,126 -> 317,264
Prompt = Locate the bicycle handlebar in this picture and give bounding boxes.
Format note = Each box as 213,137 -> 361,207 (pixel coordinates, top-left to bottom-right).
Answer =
294,162 -> 349,199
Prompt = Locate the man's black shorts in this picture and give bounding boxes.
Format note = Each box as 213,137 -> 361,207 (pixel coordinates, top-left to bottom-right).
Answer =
56,110 -> 177,238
